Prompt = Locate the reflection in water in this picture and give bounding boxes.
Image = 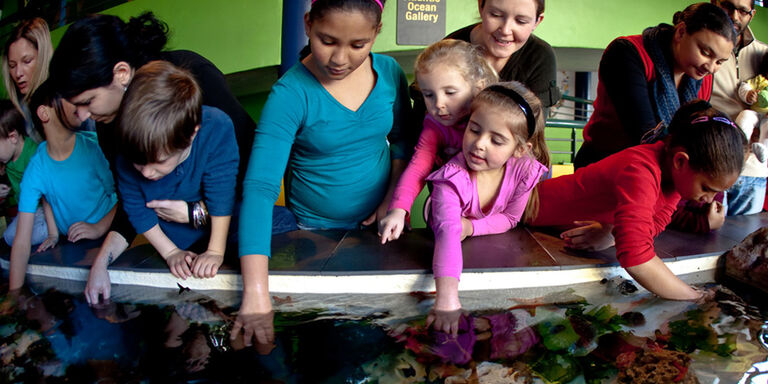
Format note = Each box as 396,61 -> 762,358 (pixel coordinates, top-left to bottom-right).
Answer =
0,281 -> 766,383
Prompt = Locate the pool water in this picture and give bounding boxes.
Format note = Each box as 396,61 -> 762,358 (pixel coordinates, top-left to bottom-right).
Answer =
1,276 -> 766,383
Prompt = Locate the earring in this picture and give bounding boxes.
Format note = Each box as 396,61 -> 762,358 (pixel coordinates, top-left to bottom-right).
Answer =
123,86 -> 128,92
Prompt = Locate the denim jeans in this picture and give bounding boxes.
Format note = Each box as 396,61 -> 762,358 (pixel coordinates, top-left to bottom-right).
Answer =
272,206 -> 299,234
726,175 -> 767,216
4,206 -> 50,246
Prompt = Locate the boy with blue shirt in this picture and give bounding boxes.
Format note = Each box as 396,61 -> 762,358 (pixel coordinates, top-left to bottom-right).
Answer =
9,82 -> 117,290
114,61 -> 238,280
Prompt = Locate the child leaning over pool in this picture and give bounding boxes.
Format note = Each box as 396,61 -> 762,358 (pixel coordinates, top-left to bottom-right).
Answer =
427,82 -> 549,335
528,100 -> 746,301
8,81 -> 117,290
0,100 -> 51,247
379,39 -> 497,243
114,61 -> 238,280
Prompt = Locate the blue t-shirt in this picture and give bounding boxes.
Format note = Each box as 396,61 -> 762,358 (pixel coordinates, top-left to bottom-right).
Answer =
19,131 -> 117,234
115,106 -> 239,250
240,53 -> 411,257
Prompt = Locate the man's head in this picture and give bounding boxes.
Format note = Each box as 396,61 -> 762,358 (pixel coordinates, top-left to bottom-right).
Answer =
713,0 -> 754,36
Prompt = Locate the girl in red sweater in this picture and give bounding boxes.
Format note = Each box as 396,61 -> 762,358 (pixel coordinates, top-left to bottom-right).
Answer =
529,100 -> 746,300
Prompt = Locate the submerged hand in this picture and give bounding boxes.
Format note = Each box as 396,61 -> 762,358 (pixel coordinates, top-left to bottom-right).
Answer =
231,294 -> 275,353
190,250 -> 224,278
379,209 -> 407,244
426,307 -> 464,337
84,265 -> 112,305
561,220 -> 615,251
146,200 -> 190,223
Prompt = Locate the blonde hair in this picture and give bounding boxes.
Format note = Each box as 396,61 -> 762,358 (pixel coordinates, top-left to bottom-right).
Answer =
414,39 -> 498,92
471,81 -> 550,222
2,18 -> 52,115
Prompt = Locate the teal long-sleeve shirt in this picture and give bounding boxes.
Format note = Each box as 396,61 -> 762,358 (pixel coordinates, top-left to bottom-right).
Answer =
240,53 -> 411,257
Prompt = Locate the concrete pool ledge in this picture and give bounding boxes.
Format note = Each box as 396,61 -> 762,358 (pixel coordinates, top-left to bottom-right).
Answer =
1,213 -> 766,293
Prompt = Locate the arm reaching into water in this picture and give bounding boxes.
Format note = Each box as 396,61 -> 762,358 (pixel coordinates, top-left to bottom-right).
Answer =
625,256 -> 702,300
231,254 -> 275,347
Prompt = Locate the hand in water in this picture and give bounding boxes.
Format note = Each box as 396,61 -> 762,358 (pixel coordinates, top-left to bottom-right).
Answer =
426,307 -> 464,337
230,309 -> 276,355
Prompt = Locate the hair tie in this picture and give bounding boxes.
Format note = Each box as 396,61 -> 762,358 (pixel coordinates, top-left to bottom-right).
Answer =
487,85 -> 536,138
311,0 -> 384,11
690,115 -> 739,130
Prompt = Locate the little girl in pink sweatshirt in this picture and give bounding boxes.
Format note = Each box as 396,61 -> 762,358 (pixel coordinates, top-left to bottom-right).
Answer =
379,39 -> 497,243
427,82 -> 549,335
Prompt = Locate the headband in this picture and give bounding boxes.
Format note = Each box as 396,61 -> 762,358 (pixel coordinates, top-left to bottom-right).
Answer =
690,115 -> 739,130
311,0 -> 384,11
487,85 -> 536,138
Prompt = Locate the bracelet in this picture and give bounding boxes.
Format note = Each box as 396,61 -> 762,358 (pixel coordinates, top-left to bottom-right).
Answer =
192,201 -> 209,229
187,201 -> 195,224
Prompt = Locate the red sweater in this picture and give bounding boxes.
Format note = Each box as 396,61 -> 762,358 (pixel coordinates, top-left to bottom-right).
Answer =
531,141 -> 681,267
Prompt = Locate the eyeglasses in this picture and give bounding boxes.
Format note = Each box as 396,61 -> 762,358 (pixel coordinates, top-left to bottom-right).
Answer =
717,0 -> 755,17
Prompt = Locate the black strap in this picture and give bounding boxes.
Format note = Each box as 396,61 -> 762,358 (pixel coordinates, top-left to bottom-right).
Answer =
486,84 -> 536,138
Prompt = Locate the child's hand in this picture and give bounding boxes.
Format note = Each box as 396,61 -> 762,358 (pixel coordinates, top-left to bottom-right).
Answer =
35,235 -> 58,253
426,307 -> 464,337
460,217 -> 473,241
379,209 -> 407,244
67,221 -> 106,242
747,89 -> 759,105
561,220 -> 615,251
0,184 -> 10,199
190,250 -> 224,278
707,201 -> 725,231
163,248 -> 196,279
84,263 -> 111,306
429,277 -> 462,336
146,199 -> 190,223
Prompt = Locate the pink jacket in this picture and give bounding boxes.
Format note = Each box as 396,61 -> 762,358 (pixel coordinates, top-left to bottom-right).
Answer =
389,115 -> 464,215
427,152 -> 548,279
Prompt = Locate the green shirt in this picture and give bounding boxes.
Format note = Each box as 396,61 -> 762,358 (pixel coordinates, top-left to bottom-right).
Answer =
6,138 -> 38,206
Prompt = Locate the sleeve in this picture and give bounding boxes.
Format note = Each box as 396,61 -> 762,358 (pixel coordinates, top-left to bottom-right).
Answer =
471,158 -> 547,236
523,37 -> 561,108
611,161 -> 662,268
739,80 -> 754,104
430,176 -> 467,280
599,39 -> 660,143
115,157 -> 156,234
387,61 -> 413,161
239,81 -> 304,257
18,157 -> 43,214
388,120 -> 443,214
651,192 -> 682,236
202,111 -> 239,216
667,200 -> 710,234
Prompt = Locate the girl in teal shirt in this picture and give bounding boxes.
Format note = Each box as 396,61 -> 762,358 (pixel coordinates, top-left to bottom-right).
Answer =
235,0 -> 410,347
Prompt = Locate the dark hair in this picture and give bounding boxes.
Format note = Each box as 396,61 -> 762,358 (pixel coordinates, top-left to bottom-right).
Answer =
471,81 -> 549,222
49,12 -> 168,99
667,99 -> 747,177
27,80 -> 73,140
481,0 -> 545,17
0,100 -> 26,139
308,0 -> 386,25
673,2 -> 737,45
117,61 -> 201,165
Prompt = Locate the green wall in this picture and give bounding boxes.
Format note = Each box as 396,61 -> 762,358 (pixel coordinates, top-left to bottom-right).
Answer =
50,0 -> 283,75
375,1 -> 768,52
40,0 -> 768,76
